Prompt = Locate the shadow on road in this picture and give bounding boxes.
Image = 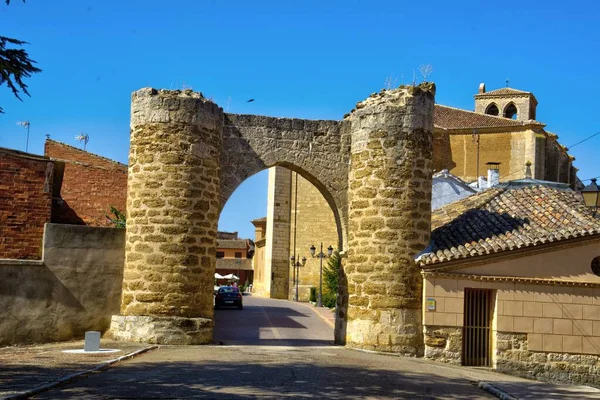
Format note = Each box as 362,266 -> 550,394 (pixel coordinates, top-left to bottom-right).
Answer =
29,357 -> 495,399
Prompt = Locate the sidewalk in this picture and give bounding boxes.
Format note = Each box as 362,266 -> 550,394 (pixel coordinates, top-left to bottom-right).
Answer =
0,340 -> 153,399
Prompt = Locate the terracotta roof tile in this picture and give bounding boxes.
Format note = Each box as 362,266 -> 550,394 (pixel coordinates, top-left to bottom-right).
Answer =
217,239 -> 247,249
418,186 -> 600,267
475,87 -> 532,97
434,105 -> 541,130
216,258 -> 253,270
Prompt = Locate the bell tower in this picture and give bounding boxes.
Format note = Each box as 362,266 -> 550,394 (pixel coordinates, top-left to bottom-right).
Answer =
474,83 -> 538,121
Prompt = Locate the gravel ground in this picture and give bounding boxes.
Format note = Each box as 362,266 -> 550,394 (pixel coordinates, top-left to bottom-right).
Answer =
0,340 -> 152,398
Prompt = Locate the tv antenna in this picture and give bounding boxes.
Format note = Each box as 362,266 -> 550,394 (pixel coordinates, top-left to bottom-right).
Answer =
17,121 -> 30,152
75,133 -> 90,151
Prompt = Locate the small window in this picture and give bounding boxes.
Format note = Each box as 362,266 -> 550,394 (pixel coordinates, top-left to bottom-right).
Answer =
235,252 -> 242,258
485,103 -> 499,116
504,103 -> 518,119
592,256 -> 600,276
216,251 -> 225,259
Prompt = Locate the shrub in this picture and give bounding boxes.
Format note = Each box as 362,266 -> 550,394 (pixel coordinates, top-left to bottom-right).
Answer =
322,292 -> 337,308
309,287 -> 317,303
323,251 -> 340,294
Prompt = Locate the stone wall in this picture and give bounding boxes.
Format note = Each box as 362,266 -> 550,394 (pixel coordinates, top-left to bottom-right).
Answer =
496,332 -> 600,388
423,326 -> 462,365
345,84 -> 435,355
0,224 -> 125,345
0,148 -> 53,260
45,139 -> 128,226
288,172 -> 339,301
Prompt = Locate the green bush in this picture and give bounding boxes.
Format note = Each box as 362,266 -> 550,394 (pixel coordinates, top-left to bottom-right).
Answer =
309,287 -> 317,302
322,292 -> 337,308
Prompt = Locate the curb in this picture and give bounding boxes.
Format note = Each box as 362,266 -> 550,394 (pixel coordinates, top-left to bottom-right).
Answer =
1,345 -> 158,400
478,381 -> 518,400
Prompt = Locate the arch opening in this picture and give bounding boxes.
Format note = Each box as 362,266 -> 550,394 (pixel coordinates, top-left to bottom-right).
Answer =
485,103 -> 499,116
504,103 -> 518,119
214,165 -> 342,346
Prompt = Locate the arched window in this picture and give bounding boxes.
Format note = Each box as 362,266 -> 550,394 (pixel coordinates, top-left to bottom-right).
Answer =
504,103 -> 518,119
485,103 -> 499,116
592,256 -> 600,276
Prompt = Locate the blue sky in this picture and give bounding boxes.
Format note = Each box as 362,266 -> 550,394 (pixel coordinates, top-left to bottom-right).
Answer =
1,0 -> 599,239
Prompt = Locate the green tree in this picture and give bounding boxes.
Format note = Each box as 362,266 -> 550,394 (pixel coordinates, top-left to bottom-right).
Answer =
1,0 -> 41,113
322,251 -> 341,308
106,206 -> 126,229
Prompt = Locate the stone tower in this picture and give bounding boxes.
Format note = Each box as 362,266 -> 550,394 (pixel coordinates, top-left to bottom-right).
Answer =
345,84 -> 435,355
109,89 -> 223,344
474,83 -> 538,121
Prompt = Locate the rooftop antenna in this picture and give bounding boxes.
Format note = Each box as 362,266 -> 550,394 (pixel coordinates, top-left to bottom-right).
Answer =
17,120 -> 30,152
75,133 -> 90,151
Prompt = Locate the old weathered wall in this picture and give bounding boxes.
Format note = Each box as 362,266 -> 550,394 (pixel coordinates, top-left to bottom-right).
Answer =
45,140 -> 127,226
345,85 -> 435,355
0,149 -> 53,260
496,332 -> 600,388
0,224 -> 125,345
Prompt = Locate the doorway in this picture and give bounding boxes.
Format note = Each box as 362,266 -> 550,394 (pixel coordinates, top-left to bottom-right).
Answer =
462,288 -> 493,366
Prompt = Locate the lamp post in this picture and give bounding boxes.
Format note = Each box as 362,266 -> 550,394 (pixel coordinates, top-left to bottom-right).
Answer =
582,178 -> 600,216
310,243 -> 334,307
290,255 -> 306,301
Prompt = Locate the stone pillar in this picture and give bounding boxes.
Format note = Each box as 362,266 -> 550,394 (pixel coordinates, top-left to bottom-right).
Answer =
345,84 -> 435,355
108,88 -> 224,345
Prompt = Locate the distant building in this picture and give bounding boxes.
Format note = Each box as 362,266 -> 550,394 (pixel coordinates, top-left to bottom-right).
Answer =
215,231 -> 254,285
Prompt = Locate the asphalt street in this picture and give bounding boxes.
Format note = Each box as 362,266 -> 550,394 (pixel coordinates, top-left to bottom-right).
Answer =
213,295 -> 334,346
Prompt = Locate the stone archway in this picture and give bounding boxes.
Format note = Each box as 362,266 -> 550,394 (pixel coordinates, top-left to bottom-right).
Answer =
109,84 -> 435,356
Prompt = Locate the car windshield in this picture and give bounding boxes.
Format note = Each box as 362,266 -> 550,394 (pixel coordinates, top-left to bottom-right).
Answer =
218,287 -> 239,293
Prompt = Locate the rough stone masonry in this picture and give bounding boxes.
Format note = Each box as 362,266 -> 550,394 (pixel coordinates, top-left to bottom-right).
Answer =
109,84 -> 435,354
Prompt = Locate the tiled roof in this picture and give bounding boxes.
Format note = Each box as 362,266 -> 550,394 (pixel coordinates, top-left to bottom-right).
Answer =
217,239 -> 247,249
417,185 -> 600,267
434,105 -> 541,130
216,258 -> 253,270
476,87 -> 532,97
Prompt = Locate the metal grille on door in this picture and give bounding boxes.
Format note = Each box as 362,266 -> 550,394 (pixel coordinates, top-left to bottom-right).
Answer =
462,288 -> 493,367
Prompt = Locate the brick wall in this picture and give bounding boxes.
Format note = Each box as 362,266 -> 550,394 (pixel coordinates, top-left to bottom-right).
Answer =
44,140 -> 127,226
0,149 -> 53,259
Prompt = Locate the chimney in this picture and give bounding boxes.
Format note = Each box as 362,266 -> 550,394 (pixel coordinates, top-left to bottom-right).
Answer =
525,161 -> 532,179
478,83 -> 486,94
486,162 -> 501,188
478,176 -> 487,190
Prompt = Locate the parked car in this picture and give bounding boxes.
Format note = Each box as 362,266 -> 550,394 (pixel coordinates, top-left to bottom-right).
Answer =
214,286 -> 243,309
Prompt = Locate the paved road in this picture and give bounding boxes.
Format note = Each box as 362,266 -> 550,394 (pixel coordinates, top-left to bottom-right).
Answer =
213,295 -> 334,346
31,296 -> 497,399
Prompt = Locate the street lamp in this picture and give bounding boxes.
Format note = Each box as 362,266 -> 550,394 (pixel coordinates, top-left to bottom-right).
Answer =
290,255 -> 307,301
310,243 -> 334,307
582,178 -> 600,216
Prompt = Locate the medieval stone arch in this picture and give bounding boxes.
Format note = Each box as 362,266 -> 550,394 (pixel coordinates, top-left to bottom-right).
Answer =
109,84 -> 436,356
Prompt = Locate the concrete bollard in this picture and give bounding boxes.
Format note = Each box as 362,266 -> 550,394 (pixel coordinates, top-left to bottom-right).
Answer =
84,331 -> 101,352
